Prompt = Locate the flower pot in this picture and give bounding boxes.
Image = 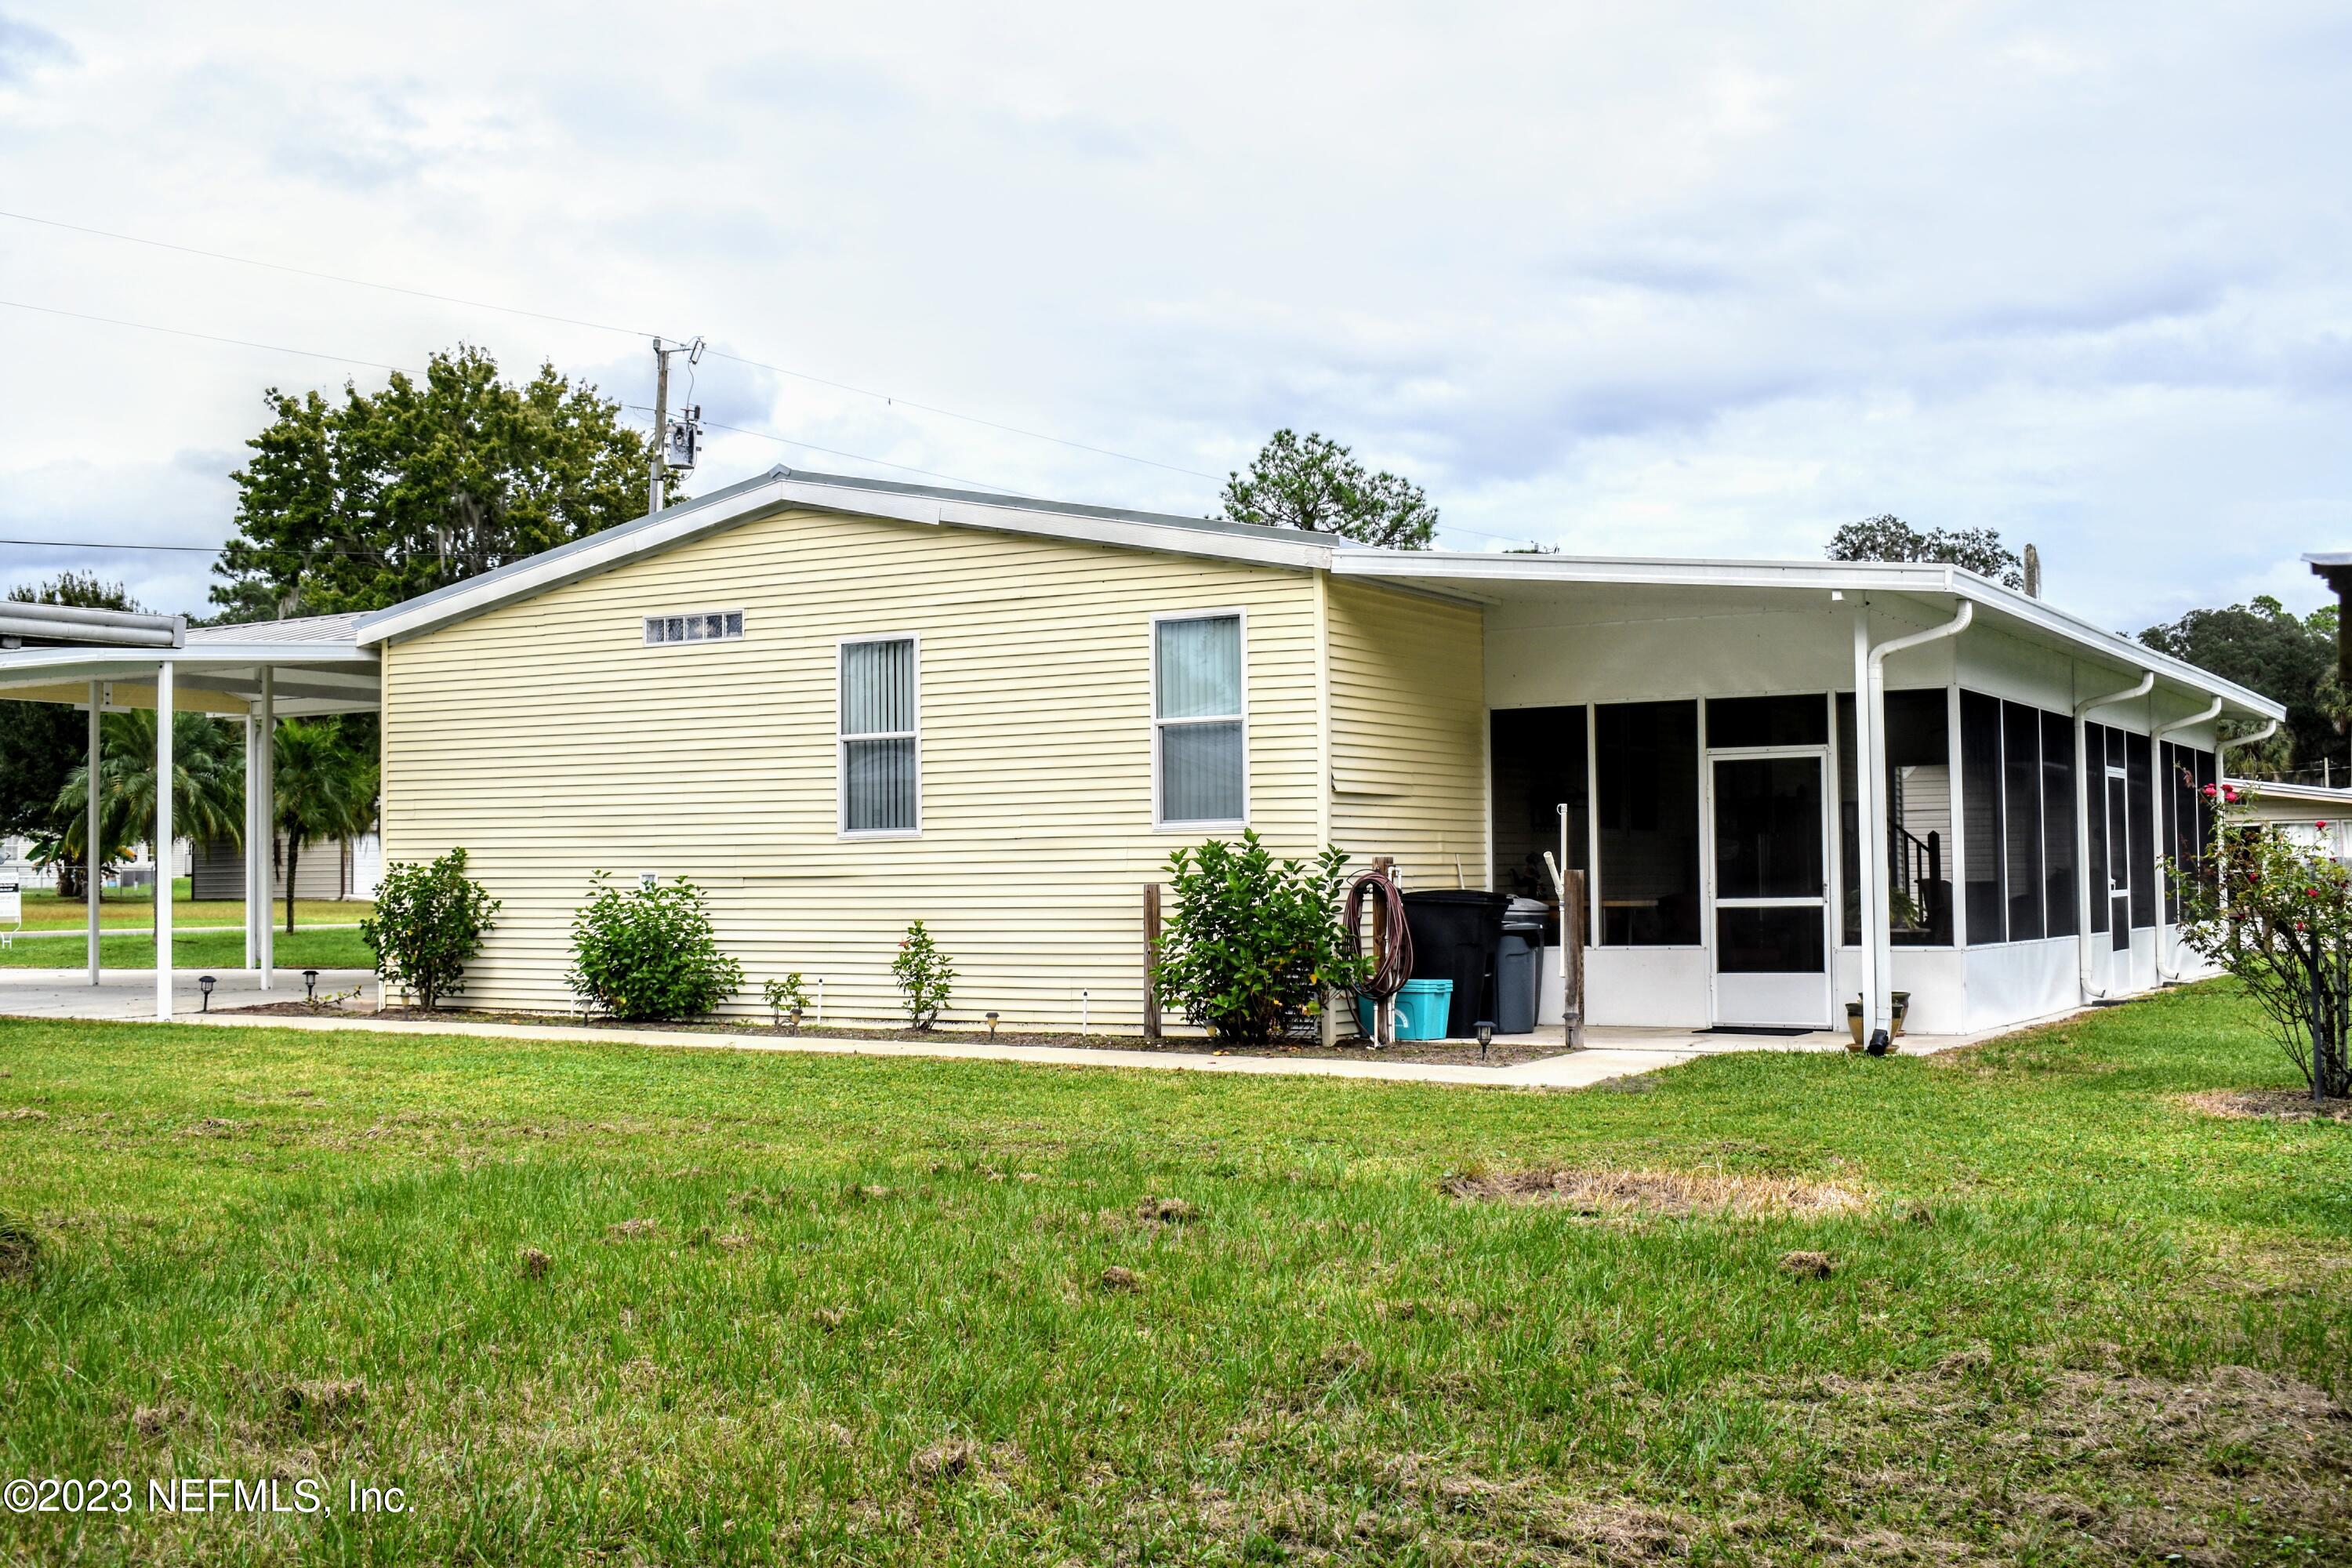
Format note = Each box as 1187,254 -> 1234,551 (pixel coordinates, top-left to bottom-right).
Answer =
1890,991 -> 1910,1039
1844,1001 -> 1866,1051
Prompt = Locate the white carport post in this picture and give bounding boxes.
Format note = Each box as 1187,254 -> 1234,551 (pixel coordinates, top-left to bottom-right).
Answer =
257,666 -> 274,989
154,658 -> 173,1022
242,711 -> 257,971
87,680 -> 101,986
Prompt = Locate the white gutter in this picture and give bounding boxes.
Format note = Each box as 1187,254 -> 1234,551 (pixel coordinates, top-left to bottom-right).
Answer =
2073,672 -> 2153,1002
1860,601 -> 1972,1052
2153,697 -> 2224,984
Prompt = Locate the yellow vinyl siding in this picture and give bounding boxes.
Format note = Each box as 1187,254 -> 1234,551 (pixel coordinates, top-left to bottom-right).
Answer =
1323,578 -> 1488,888
379,506 -> 1322,1027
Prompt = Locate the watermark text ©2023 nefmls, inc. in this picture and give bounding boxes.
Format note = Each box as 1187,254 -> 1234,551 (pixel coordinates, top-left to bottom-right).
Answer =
5,1475 -> 408,1516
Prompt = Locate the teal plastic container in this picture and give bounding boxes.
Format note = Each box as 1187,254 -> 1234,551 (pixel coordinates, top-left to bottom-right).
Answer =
1356,978 -> 1455,1042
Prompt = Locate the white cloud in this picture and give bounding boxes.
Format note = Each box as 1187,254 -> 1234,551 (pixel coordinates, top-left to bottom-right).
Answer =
1,2 -> 2347,631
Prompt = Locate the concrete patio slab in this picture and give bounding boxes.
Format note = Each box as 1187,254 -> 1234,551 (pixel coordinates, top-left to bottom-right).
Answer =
0,969 -> 2059,1090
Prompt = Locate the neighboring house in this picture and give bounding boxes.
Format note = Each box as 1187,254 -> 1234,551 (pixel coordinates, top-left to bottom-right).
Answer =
191,829 -> 381,902
344,468 -> 2277,1037
2230,779 -> 2352,861
0,468 -> 2286,1035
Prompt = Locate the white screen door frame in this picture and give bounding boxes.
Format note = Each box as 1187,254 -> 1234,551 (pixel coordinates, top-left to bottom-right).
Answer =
1704,747 -> 1835,1029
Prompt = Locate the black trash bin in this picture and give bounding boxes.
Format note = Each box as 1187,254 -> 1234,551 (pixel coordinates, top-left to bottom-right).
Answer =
1401,890 -> 1510,1039
1495,930 -> 1542,1036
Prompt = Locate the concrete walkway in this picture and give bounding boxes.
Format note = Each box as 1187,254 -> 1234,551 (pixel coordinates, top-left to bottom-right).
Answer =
0,967 -> 377,1016
0,968 -> 2038,1091
3,922 -> 365,941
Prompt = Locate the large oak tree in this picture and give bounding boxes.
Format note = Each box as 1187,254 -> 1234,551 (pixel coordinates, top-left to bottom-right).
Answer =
212,344 -> 669,621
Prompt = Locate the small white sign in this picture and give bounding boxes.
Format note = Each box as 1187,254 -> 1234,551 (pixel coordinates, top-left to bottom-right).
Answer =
0,879 -> 19,922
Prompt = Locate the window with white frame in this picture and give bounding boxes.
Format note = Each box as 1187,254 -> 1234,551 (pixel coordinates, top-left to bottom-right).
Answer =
1154,613 -> 1245,825
840,637 -> 919,833
644,610 -> 744,645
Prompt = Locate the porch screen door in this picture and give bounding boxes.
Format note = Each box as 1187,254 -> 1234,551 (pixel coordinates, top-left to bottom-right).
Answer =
1710,755 -> 1832,1028
2106,765 -> 2132,951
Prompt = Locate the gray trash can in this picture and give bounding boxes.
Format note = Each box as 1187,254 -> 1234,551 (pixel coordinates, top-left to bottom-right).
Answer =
1495,925 -> 1542,1036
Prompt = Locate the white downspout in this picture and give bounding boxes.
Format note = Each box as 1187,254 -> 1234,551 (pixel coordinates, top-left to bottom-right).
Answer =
2154,696 -> 2224,984
1864,600 -> 1973,1052
2218,720 -> 2279,775
2074,671 -> 2153,1002
1850,612 -> 1874,1046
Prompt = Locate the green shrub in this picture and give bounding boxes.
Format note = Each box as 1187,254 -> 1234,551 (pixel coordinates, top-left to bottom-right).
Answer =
891,921 -> 955,1029
1156,831 -> 1363,1044
567,873 -> 743,1021
360,847 -> 500,1011
764,973 -> 811,1028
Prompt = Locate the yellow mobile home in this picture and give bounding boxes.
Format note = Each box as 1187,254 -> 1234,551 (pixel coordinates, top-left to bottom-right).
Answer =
0,466 -> 2283,1038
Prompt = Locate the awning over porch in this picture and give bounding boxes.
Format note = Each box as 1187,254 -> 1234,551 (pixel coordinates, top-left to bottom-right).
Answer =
0,606 -> 380,1021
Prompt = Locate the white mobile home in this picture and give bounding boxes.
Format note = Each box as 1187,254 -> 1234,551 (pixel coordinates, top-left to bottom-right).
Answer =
0,469 -> 2281,1037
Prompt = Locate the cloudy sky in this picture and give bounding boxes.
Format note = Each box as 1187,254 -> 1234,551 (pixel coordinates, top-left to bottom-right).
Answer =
2,3 -> 2347,630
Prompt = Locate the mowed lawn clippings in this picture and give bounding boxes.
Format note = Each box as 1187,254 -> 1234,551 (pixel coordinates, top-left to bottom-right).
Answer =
0,982 -> 2347,1564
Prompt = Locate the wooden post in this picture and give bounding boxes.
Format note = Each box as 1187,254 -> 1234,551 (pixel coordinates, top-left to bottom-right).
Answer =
1372,855 -> 1395,1047
1142,882 -> 1163,1041
1563,869 -> 1587,1051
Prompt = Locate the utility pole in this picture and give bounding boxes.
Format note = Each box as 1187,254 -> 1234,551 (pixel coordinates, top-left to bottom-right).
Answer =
649,336 -> 671,516
648,336 -> 706,517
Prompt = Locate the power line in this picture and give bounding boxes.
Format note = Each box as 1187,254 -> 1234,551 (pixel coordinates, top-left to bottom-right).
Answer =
701,348 -> 1222,481
0,207 -> 1219,483
2,212 -> 1522,547
0,292 -> 1050,500
0,298 -> 410,374
3,537 -> 223,554
0,208 -> 669,341
622,405 -> 1037,497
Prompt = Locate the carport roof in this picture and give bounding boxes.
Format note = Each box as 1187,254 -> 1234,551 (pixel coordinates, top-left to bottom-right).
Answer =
0,611 -> 377,715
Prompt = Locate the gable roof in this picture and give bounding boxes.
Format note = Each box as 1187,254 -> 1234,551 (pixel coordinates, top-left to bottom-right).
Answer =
348,465 -> 2281,721
353,466 -> 1350,646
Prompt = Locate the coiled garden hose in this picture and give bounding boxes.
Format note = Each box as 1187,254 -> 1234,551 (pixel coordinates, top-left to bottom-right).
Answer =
1344,869 -> 1414,1000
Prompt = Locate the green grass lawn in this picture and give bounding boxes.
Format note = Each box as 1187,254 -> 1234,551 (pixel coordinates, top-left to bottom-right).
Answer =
0,927 -> 374,971
14,885 -> 368,933
1,983 -> 2347,1564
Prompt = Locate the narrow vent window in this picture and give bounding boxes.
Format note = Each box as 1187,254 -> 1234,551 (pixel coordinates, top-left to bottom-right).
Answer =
644,611 -> 745,645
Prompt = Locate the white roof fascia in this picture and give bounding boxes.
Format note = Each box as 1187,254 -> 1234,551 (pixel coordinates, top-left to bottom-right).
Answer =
2228,779 -> 2352,804
757,477 -> 1334,571
1331,551 -> 1956,594
356,477 -> 800,647
1334,550 -> 2285,720
0,641 -> 376,693
355,474 -> 1336,646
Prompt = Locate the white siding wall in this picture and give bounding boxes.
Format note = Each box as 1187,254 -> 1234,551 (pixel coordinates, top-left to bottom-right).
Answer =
381,506 -> 1323,1027
1324,579 -> 1487,888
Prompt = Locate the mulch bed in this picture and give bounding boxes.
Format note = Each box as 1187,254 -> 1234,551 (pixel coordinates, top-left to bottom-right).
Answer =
2180,1088 -> 2352,1123
220,1000 -> 1571,1068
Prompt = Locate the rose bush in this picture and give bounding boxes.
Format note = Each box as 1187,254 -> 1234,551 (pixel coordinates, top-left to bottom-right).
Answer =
2176,783 -> 2351,1100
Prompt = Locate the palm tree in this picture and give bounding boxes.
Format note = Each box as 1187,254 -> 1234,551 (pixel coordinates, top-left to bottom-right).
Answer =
53,710 -> 245,940
272,720 -> 377,934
